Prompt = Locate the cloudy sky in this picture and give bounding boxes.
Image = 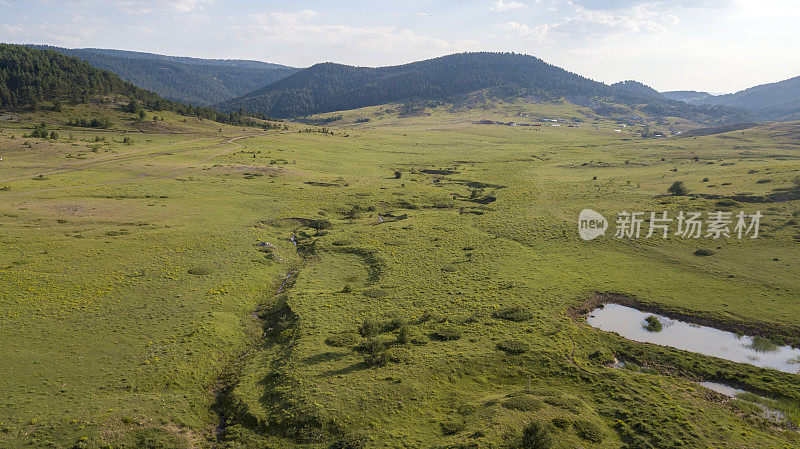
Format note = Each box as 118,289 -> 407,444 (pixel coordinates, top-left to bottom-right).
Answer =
1,0 -> 797,93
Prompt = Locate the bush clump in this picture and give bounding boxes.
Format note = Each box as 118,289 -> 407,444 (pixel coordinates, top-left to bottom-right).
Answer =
358,318 -> 380,338
749,336 -> 779,352
386,347 -> 412,363
431,325 -> 462,341
497,339 -> 529,354
551,417 -> 571,429
187,267 -> 211,276
493,305 -> 533,322
588,349 -> 616,365
440,420 -> 466,435
361,338 -> 388,367
573,419 -> 604,443
325,332 -> 361,348
521,421 -> 553,449
668,181 -> 688,196
644,315 -> 663,332
502,395 -> 544,412
693,248 -> 715,257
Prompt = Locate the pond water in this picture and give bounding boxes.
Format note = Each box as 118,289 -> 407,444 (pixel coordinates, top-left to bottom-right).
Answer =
698,381 -> 744,398
698,381 -> 788,424
587,303 -> 800,374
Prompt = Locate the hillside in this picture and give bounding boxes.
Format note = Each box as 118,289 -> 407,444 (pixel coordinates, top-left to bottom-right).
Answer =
0,44 -> 283,129
32,45 -> 298,106
663,76 -> 800,121
700,75 -> 800,120
610,80 -> 662,97
217,52 -> 748,122
661,90 -> 713,103
0,44 -> 150,110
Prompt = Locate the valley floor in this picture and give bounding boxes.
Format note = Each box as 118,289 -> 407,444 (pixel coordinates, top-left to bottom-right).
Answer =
1,101 -> 800,448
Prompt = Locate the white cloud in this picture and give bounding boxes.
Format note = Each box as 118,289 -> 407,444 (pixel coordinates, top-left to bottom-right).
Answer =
501,22 -> 549,42
228,10 -> 478,66
501,2 -> 681,42
490,1 -> 528,12
0,20 -> 102,47
115,0 -> 214,14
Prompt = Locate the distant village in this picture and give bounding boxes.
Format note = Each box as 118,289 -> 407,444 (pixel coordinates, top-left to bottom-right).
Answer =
474,113 -> 677,138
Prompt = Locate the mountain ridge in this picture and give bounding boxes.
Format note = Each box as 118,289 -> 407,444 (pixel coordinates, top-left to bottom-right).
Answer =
217,52 -> 747,123
29,45 -> 298,106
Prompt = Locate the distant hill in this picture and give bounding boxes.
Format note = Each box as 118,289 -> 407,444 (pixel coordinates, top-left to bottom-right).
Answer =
610,80 -> 662,97
699,76 -> 800,121
663,76 -> 800,121
0,44 -> 280,129
30,45 -> 298,106
1,43 -> 156,109
218,52 -> 747,122
661,90 -> 713,103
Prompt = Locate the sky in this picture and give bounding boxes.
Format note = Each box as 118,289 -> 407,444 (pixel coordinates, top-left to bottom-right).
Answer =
1,0 -> 798,93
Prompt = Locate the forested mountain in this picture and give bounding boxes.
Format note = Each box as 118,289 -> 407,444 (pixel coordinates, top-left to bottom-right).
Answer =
694,76 -> 800,121
661,90 -> 713,103
217,52 -> 747,122
662,76 -> 800,121
610,80 -> 662,97
31,45 -> 298,106
0,44 -> 150,109
0,44 -> 279,128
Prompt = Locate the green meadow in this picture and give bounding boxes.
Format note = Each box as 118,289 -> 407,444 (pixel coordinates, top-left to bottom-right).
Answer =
1,100 -> 800,448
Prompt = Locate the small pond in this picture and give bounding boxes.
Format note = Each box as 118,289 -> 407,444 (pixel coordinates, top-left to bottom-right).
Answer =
587,303 -> 800,374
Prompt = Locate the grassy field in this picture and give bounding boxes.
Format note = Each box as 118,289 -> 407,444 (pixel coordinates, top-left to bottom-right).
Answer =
1,99 -> 799,448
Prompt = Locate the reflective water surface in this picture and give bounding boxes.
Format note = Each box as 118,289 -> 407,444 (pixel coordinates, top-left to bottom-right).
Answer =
587,303 -> 800,374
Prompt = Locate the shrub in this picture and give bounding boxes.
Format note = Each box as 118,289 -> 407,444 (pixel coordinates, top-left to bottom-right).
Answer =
502,395 -> 543,411
497,339 -> 529,354
588,349 -> 616,365
386,347 -> 411,363
521,421 -> 553,449
693,248 -> 714,257
440,420 -> 466,435
357,337 -> 386,355
383,316 -> 406,331
644,315 -> 663,332
551,417 -> 571,429
361,338 -> 389,366
325,332 -> 361,348
749,336 -> 778,352
364,350 -> 388,367
573,419 -> 604,443
362,287 -> 386,298
396,324 -> 411,344
431,325 -> 462,341
668,181 -> 688,196
493,305 -> 533,322
358,318 -> 380,338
